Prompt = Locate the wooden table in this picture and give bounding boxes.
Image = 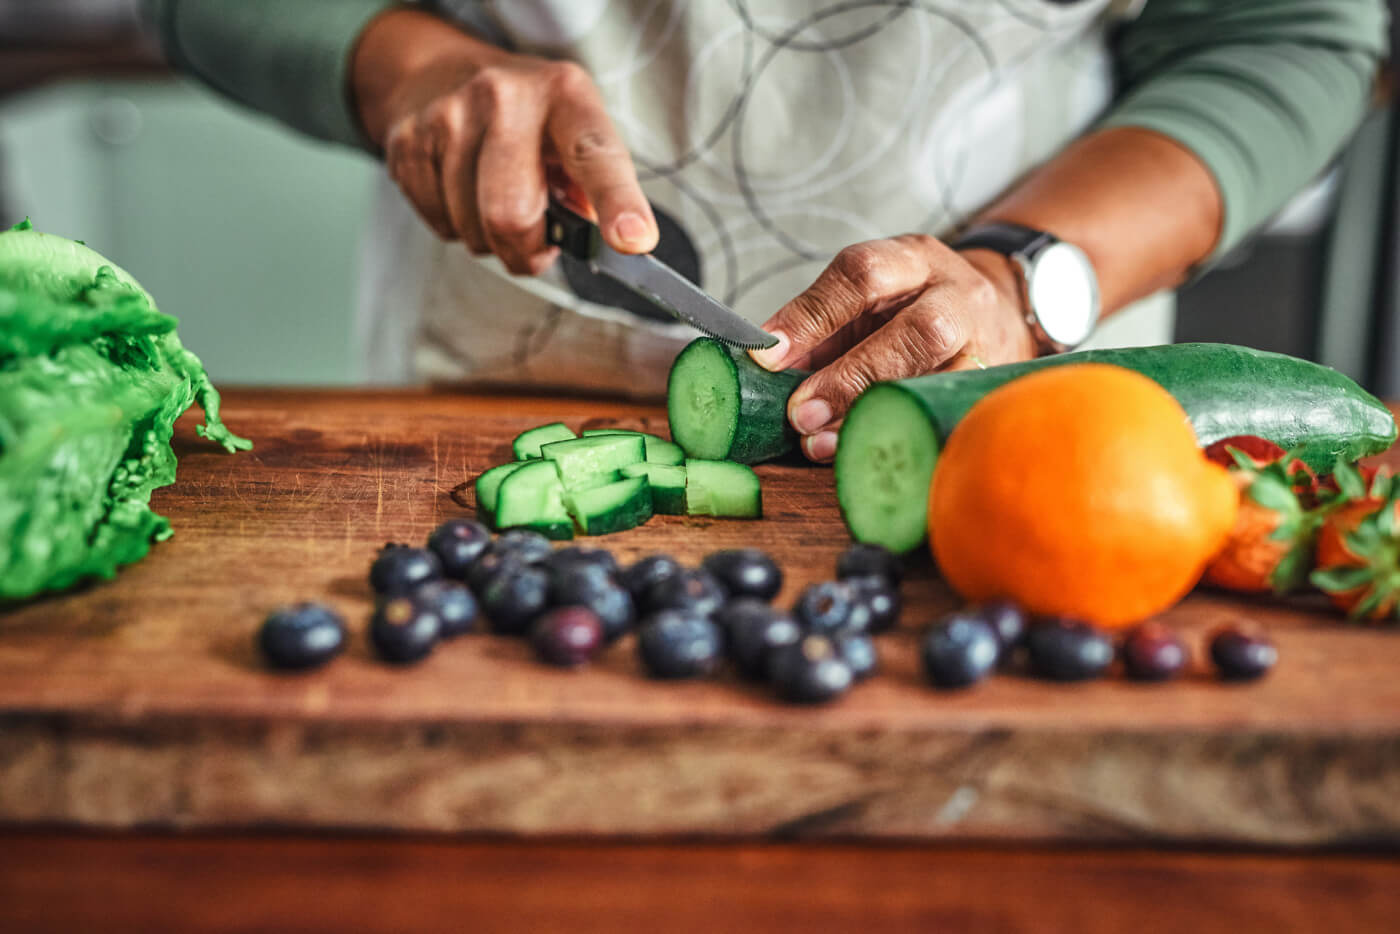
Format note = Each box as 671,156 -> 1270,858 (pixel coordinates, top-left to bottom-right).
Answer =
2,389 -> 1398,932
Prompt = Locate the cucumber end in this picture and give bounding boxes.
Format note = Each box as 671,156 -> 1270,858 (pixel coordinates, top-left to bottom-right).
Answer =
835,385 -> 939,554
667,339 -> 740,460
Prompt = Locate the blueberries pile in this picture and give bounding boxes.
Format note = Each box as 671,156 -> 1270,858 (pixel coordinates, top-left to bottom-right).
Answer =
920,604 -> 1276,688
256,523 -> 905,705
258,520 -> 1276,693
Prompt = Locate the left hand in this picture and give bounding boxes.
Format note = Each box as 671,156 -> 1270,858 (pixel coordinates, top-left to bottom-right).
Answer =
749,235 -> 1038,462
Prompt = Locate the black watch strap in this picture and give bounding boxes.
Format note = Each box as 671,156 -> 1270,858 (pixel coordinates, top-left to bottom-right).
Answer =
951,222 -> 1057,258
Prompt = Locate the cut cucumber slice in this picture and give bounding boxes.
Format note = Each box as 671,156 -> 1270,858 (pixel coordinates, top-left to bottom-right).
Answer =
541,434 -> 646,488
494,460 -> 574,540
513,422 -> 576,459
583,429 -> 685,466
566,476 -> 654,535
684,459 -> 762,518
622,462 -> 687,515
474,461 -> 527,525
568,468 -> 624,492
666,338 -> 806,464
834,384 -> 940,554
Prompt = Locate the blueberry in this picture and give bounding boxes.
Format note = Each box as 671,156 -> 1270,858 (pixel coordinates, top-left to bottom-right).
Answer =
620,554 -> 683,601
701,549 -> 783,601
1209,626 -> 1277,681
369,544 -> 442,596
413,580 -> 478,638
770,635 -> 854,704
836,543 -> 902,586
833,631 -> 878,681
258,602 -> 346,671
531,607 -> 606,668
426,519 -> 492,579
1122,622 -> 1188,681
480,566 -> 551,636
717,598 -> 802,680
921,612 -> 999,689
545,546 -> 620,578
644,568 -> 726,617
980,600 -> 1028,660
846,575 -> 901,634
369,595 -> 441,664
467,550 -> 524,594
794,580 -> 857,634
637,610 -> 724,679
548,567 -> 636,643
490,529 -> 552,564
1026,618 -> 1113,682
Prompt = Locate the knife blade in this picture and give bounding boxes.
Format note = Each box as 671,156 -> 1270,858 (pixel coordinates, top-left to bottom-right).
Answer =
546,198 -> 778,350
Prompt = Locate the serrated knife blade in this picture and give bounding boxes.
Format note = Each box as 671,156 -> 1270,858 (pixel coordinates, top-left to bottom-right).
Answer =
546,199 -> 778,351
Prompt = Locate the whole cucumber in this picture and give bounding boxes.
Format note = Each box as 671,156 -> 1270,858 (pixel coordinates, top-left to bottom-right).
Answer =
835,343 -> 1397,553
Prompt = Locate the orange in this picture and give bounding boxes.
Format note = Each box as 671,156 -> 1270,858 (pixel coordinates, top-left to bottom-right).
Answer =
928,363 -> 1237,629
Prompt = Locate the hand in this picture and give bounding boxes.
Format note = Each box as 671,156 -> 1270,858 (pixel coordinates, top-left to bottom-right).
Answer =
353,11 -> 657,274
749,236 -> 1038,462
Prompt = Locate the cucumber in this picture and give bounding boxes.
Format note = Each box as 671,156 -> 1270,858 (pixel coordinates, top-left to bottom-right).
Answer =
685,459 -> 762,518
541,434 -> 647,488
622,462 -> 687,514
667,338 -> 807,464
513,422 -> 576,459
494,460 -> 574,540
567,476 -> 654,535
474,461 -> 527,525
835,342 -> 1399,554
582,429 -> 685,466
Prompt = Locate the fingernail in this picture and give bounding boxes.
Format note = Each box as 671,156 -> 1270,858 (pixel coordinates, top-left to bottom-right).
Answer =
805,430 -> 838,462
749,331 -> 790,371
612,212 -> 654,249
792,398 -> 833,435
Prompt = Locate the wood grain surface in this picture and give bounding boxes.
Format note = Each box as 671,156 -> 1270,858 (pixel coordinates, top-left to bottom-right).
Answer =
1,389 -> 1398,845
3,832 -> 1399,934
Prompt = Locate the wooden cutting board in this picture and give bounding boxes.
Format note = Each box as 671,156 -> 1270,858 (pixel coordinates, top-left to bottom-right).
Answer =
1,389 -> 1398,846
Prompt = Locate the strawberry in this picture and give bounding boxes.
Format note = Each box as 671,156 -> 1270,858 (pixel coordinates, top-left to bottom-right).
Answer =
1203,449 -> 1322,595
1310,461 -> 1400,621
1203,435 -> 1319,501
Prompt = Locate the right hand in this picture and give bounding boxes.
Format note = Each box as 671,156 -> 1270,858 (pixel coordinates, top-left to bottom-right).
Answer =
353,10 -> 658,275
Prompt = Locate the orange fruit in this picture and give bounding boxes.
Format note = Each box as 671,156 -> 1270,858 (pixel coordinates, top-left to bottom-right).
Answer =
928,363 -> 1238,629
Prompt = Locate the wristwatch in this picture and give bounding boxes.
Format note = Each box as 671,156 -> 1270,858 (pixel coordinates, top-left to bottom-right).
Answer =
951,222 -> 1101,355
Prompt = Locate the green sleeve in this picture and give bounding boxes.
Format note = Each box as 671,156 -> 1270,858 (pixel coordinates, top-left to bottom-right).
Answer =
143,0 -> 393,149
1102,0 -> 1389,259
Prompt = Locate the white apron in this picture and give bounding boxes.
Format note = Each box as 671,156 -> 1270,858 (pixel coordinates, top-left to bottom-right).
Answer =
355,0 -> 1171,395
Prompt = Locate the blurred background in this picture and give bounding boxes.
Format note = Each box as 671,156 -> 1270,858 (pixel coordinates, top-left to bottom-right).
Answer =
4,0 -> 1400,392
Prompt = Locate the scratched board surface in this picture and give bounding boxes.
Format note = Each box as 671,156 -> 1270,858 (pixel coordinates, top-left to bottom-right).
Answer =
0,389 -> 1397,846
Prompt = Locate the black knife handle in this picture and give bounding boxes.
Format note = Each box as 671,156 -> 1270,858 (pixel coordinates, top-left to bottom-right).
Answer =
545,198 -> 601,261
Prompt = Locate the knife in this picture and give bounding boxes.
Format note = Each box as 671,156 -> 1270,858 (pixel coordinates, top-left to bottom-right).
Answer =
545,197 -> 778,350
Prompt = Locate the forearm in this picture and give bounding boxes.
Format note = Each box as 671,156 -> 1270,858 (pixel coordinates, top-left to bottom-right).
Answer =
143,0 -> 393,148
974,126 -> 1222,316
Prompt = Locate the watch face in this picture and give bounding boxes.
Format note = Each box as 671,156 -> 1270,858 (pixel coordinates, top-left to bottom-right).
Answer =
1025,242 -> 1099,349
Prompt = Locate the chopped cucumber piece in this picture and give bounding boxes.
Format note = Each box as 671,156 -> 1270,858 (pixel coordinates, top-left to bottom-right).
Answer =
474,461 -> 527,525
541,434 -> 646,488
834,384 -> 941,553
622,462 -> 687,514
566,476 -> 654,535
494,460 -> 574,540
684,459 -> 762,518
513,422 -> 576,459
667,338 -> 805,464
582,429 -> 685,466
568,468 -> 624,492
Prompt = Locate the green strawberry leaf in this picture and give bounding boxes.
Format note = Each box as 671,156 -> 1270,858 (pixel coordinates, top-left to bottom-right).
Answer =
1268,543 -> 1312,593
1334,459 -> 1366,500
1377,500 -> 1398,539
1247,473 -> 1300,515
1310,565 -> 1374,593
1350,587 -> 1387,620
1227,447 -> 1261,472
